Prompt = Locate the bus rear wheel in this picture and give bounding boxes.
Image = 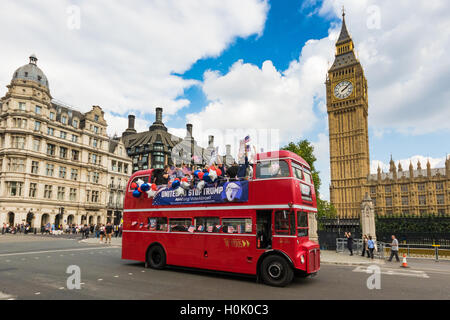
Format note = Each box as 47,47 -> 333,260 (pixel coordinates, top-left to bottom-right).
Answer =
147,245 -> 166,270
260,255 -> 294,287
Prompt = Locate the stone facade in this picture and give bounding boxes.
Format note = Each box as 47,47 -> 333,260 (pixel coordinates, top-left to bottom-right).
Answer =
0,55 -> 131,228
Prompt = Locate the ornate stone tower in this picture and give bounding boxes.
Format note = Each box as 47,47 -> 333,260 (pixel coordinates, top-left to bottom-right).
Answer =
326,11 -> 370,218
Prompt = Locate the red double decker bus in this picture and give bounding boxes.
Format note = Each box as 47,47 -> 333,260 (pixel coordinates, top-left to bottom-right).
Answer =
122,150 -> 320,287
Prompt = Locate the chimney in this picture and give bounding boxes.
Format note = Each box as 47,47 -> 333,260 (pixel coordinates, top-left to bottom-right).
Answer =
186,124 -> 193,138
128,115 -> 135,130
208,136 -> 214,148
226,144 -> 231,156
122,114 -> 137,137
156,107 -> 163,123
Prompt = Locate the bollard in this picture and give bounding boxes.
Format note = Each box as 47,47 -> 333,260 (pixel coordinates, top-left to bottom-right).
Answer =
432,245 -> 440,262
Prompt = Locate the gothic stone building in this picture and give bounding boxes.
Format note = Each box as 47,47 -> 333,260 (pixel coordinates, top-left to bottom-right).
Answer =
0,55 -> 131,228
327,13 -> 449,218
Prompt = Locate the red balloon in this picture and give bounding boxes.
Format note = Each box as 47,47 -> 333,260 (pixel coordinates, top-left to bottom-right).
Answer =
175,178 -> 180,182
198,172 -> 204,180
216,169 -> 222,176
210,166 -> 216,171
151,184 -> 157,191
181,177 -> 188,183
131,182 -> 137,189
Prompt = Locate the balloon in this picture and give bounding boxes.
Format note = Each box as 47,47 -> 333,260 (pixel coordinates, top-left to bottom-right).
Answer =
196,180 -> 205,191
138,187 -> 143,193
133,190 -> 142,198
209,169 -> 218,182
216,169 -> 222,176
146,190 -> 156,198
151,184 -> 158,191
198,172 -> 204,180
181,181 -> 190,190
203,172 -> 211,183
141,183 -> 150,192
194,170 -> 201,177
131,182 -> 137,189
136,179 -> 145,187
181,177 -> 189,183
172,180 -> 181,189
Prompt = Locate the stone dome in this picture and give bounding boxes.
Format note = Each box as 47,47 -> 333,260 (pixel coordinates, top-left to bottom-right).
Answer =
12,54 -> 49,88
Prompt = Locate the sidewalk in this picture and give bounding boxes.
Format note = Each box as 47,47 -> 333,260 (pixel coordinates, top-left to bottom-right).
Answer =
80,236 -> 123,246
320,250 -> 385,266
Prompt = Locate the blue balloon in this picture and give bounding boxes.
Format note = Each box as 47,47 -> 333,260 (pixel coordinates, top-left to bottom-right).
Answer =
140,183 -> 150,192
172,180 -> 181,189
203,172 -> 211,183
194,170 -> 201,177
133,190 -> 142,198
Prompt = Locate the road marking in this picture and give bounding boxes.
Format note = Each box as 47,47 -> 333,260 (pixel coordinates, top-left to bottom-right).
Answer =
128,273 -> 133,275
353,266 -> 430,279
59,287 -> 64,290
114,275 -> 119,278
98,279 -> 103,281
0,292 -> 15,300
0,246 -> 120,257
35,292 -> 40,295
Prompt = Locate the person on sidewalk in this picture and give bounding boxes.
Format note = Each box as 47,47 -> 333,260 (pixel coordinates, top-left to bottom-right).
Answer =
105,223 -> 113,244
367,236 -> 375,259
388,235 -> 400,262
361,235 -> 370,258
345,232 -> 353,256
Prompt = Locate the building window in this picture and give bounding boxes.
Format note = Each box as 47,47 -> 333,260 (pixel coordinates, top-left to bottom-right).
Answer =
12,136 -> 26,149
418,183 -> 426,192
29,183 -> 37,198
72,135 -> 78,143
402,210 -> 409,215
61,116 -> 67,124
124,164 -> 129,174
385,185 -> 392,194
437,194 -> 445,205
86,190 -> 90,202
34,121 -> 41,132
370,186 -> 376,194
91,191 -> 99,203
94,126 -> 99,134
419,195 -> 426,205
60,147 -> 68,159
33,139 -> 40,152
47,144 -> 56,156
436,182 -> 444,191
94,115 -> 99,122
59,167 -> 67,179
46,164 -> 54,176
44,185 -> 53,199
72,119 -> 78,128
401,184 -> 408,192
401,196 -> 409,206
8,182 -> 23,197
49,112 -> 55,120
385,197 -> 392,207
71,169 -> 78,181
8,158 -> 25,172
111,160 -> 117,171
93,138 -> 98,148
60,131 -> 67,139
386,210 -> 393,216
13,118 -> 27,128
92,172 -> 100,184
35,106 -> 42,114
31,161 -> 39,174
69,188 -> 77,201
57,187 -> 65,200
47,127 -> 54,136
19,102 -> 26,111
72,150 -> 80,161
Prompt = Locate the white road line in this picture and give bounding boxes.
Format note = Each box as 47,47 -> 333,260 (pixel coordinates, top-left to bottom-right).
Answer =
114,275 -> 119,278
353,266 -> 430,279
0,292 -> 15,300
35,292 -> 40,295
0,246 -> 120,257
98,279 -> 103,281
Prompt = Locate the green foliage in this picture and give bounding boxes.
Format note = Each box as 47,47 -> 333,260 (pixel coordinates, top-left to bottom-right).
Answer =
317,199 -> 337,219
375,213 -> 450,234
283,140 -> 321,195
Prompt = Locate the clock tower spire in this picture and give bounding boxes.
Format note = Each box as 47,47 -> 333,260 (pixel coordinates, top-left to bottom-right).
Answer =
326,12 -> 370,218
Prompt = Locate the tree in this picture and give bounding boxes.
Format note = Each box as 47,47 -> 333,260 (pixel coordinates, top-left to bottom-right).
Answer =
283,140 -> 321,195
317,199 -> 337,220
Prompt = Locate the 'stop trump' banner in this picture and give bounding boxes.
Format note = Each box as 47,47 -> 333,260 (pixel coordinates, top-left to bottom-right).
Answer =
152,181 -> 249,206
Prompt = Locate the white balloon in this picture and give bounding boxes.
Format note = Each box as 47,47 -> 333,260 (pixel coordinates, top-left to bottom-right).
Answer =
209,169 -> 218,182
196,180 -> 205,191
136,179 -> 145,187
146,190 -> 156,198
181,181 -> 190,190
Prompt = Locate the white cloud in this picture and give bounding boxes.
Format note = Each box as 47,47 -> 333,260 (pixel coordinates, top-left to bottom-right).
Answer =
104,113 -> 151,138
0,0 -> 269,119
312,133 -> 331,200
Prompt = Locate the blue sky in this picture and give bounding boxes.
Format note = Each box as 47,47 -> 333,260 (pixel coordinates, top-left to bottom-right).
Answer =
0,0 -> 449,200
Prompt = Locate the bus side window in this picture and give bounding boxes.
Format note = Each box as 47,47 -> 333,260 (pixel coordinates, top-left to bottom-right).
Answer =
194,217 -> 220,232
130,176 -> 149,190
274,210 -> 295,236
222,218 -> 252,234
169,218 -> 192,232
148,217 -> 167,231
297,211 -> 309,237
256,160 -> 290,179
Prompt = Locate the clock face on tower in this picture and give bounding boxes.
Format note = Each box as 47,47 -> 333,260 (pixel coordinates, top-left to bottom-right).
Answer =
334,80 -> 354,99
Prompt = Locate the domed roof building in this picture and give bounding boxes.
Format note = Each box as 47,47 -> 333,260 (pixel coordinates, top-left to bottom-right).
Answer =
12,54 -> 49,89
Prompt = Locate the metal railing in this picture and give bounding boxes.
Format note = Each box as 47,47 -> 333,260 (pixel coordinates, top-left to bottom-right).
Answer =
336,238 -> 386,259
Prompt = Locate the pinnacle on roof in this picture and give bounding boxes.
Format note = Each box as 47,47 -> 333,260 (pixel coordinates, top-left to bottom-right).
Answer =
336,8 -> 352,45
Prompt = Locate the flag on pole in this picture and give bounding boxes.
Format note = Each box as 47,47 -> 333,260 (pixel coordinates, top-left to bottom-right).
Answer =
131,221 -> 138,226
207,226 -> 213,233
244,135 -> 251,143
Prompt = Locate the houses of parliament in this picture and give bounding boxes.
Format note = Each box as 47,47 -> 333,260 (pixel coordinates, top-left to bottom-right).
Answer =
326,11 -> 449,218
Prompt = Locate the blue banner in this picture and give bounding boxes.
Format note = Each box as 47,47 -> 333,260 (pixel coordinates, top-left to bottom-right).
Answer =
152,181 -> 249,206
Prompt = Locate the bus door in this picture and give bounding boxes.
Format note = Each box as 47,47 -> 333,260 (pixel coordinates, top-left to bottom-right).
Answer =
273,209 -> 297,254
256,210 -> 272,250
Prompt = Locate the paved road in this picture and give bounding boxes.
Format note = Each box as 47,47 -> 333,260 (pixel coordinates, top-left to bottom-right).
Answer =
0,235 -> 449,300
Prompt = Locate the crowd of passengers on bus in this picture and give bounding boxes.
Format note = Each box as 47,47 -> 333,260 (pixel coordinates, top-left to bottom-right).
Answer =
150,151 -> 291,189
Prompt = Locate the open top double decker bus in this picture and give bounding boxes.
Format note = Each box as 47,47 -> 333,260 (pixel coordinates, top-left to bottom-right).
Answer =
122,150 -> 320,287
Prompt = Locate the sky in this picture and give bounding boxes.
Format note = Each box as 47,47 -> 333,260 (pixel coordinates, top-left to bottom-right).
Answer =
0,0 -> 449,200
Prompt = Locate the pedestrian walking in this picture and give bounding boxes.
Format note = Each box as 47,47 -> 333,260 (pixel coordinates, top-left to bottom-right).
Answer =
388,235 -> 400,262
367,236 -> 375,259
361,235 -> 370,258
99,224 -> 105,243
345,232 -> 353,256
114,225 -> 119,238
84,224 -> 90,239
105,223 -> 113,244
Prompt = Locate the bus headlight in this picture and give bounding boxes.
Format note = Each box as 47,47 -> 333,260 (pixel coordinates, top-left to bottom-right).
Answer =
300,255 -> 305,264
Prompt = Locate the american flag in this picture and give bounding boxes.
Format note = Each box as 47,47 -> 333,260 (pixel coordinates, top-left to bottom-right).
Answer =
197,225 -> 204,232
207,226 -> 213,233
216,225 -> 222,231
131,221 -> 138,226
244,135 -> 251,143
188,225 -> 195,233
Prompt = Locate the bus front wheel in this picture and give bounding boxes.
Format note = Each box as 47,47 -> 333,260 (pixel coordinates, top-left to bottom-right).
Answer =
147,245 -> 166,270
260,255 -> 294,287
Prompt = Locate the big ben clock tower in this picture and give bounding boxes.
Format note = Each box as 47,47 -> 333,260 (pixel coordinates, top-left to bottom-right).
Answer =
326,10 -> 370,218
